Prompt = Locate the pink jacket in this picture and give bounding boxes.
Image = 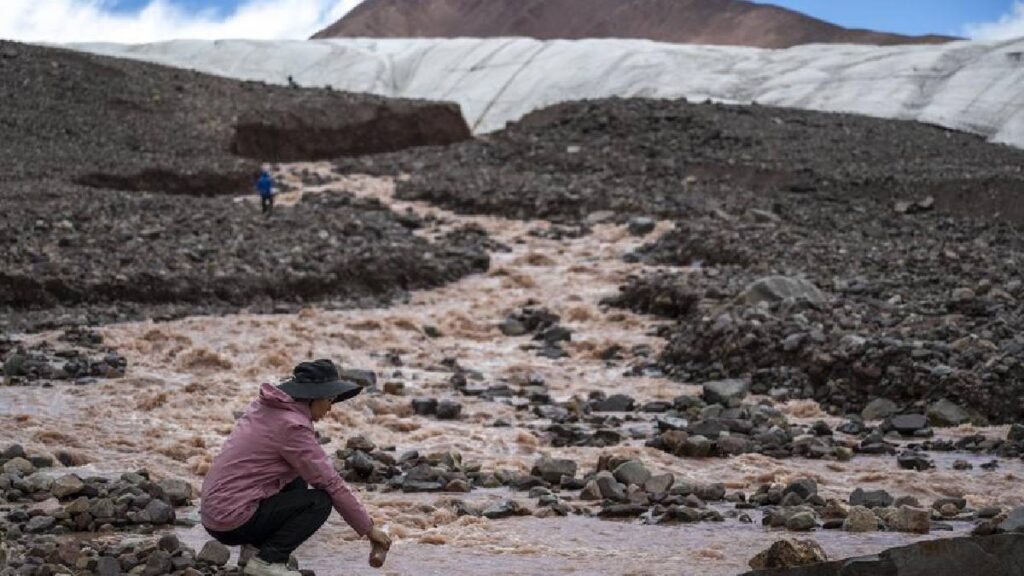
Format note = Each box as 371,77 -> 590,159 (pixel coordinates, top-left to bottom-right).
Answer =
201,383 -> 373,536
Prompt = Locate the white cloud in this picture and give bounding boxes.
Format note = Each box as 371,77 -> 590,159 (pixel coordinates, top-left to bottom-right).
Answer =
965,1 -> 1024,41
0,0 -> 363,43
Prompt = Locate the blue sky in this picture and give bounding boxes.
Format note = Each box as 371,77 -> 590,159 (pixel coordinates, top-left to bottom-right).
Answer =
3,0 -> 1024,43
757,0 -> 1016,37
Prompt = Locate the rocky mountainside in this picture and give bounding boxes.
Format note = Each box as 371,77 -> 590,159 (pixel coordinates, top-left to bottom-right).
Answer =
314,0 -> 954,48
0,41 -> 484,332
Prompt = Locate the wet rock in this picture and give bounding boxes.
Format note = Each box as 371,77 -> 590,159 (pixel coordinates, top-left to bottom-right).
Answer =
785,511 -> 817,532
51,474 -> 85,499
531,456 -> 578,484
927,399 -> 970,427
701,379 -> 749,406
2,457 -> 34,477
436,400 -> 462,420
482,500 -> 526,519
643,473 -> 674,494
197,541 -> 230,566
411,398 -> 438,415
591,393 -> 635,412
897,451 -> 933,471
850,488 -> 893,509
96,556 -> 121,576
783,479 -> 817,501
157,535 -> 180,553
998,506 -> 1024,533
612,460 -> 651,487
141,550 -> 172,576
142,499 -> 175,524
682,435 -> 713,457
156,478 -> 192,506
861,398 -> 898,421
889,414 -> 928,436
889,506 -> 930,534
595,471 -> 626,501
627,217 -> 656,236
25,515 -> 55,533
749,538 -> 828,570
843,505 -> 879,532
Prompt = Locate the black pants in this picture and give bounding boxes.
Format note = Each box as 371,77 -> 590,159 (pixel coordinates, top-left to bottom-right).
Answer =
261,195 -> 274,215
206,478 -> 332,563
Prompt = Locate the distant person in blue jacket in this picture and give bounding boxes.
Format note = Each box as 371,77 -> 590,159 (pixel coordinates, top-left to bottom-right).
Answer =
257,169 -> 275,216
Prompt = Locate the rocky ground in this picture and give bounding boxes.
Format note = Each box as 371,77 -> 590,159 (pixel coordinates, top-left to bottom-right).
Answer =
331,98 -> 1024,424
0,42 -> 482,333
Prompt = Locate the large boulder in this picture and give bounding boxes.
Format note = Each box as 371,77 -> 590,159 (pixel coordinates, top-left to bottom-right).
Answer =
231,99 -> 471,161
737,276 -> 826,306
612,460 -> 651,487
742,534 -> 1024,575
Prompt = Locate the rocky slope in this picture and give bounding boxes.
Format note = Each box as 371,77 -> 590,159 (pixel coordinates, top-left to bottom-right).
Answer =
313,0 -> 954,48
0,41 -> 483,333
330,97 -> 1024,423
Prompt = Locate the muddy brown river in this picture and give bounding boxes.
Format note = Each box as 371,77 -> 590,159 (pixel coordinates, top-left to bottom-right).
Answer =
2,165 -> 1022,575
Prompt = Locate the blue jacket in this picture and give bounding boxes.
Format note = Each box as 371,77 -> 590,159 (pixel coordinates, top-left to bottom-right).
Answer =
257,172 -> 273,198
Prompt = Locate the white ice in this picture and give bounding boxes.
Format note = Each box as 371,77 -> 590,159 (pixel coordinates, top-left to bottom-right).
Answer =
67,37 -> 1024,147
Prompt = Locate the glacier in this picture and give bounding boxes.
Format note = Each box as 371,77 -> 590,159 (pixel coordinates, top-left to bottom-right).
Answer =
69,37 -> 1024,147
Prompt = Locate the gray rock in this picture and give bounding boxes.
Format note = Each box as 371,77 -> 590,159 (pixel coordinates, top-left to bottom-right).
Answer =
783,479 -> 818,500
595,471 -> 626,501
627,217 -> 656,236
197,541 -> 230,566
861,398 -> 898,421
436,400 -> 462,420
612,460 -> 651,487
998,506 -> 1024,533
682,435 -> 713,457
701,379 -> 749,406
411,398 -> 438,415
142,550 -> 173,576
888,506 -> 930,534
25,515 -> 55,533
890,414 -> 928,435
157,478 -> 193,506
2,457 -> 34,477
843,506 -> 879,532
927,399 -> 970,427
96,556 -> 121,576
643,473 -> 674,494
90,498 -> 116,519
144,499 -> 175,524
531,456 -> 578,484
51,474 -> 85,499
850,488 -> 893,509
738,276 -> 826,306
785,511 -> 817,532
592,393 -> 635,412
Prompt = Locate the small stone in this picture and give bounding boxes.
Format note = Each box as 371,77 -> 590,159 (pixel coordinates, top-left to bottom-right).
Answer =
889,506 -> 930,534
96,556 -> 121,576
157,535 -> 180,553
25,515 -> 55,533
144,499 -> 175,524
531,456 -> 578,484
626,217 -> 656,236
890,414 -> 928,435
2,457 -> 35,477
701,379 -> 749,406
643,473 -> 674,494
411,398 -> 438,415
927,399 -> 970,427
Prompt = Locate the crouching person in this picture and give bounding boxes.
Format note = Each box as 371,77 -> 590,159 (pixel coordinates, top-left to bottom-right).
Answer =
201,359 -> 391,576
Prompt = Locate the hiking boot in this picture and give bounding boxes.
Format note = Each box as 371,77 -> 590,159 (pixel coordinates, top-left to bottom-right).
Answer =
242,557 -> 301,576
237,545 -> 258,567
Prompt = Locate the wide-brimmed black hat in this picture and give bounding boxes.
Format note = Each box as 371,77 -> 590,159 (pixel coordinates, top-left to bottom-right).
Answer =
278,359 -> 362,404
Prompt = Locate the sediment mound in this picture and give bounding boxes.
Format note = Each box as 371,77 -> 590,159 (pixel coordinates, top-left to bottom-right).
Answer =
335,98 -> 1024,224
0,40 -> 470,195
314,0 -> 954,48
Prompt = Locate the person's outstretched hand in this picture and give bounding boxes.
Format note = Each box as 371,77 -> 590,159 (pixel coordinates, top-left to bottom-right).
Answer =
368,525 -> 392,549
